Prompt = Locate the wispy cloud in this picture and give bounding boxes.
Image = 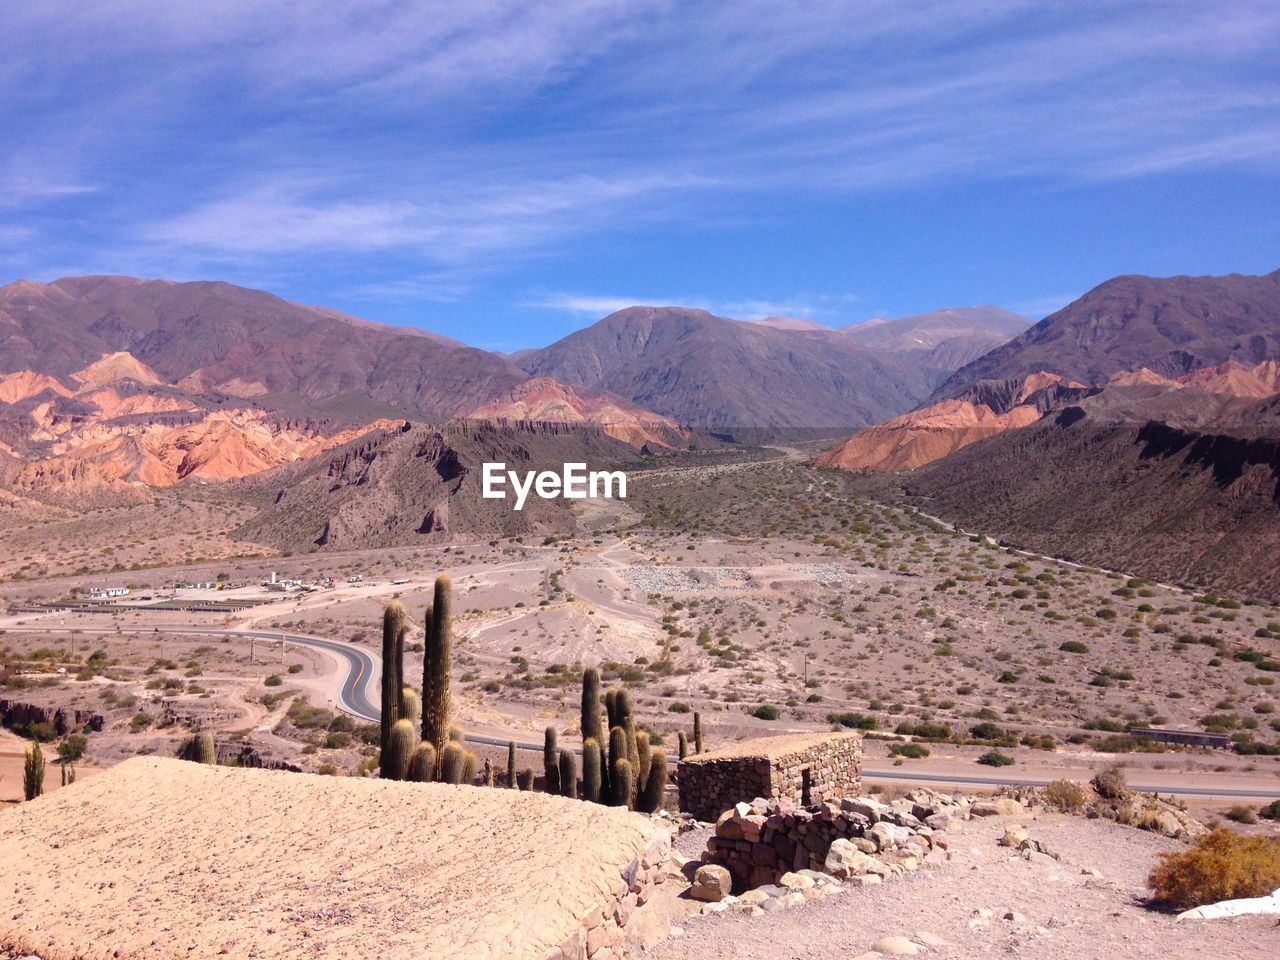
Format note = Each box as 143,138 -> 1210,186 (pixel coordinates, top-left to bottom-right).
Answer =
523,291 -> 857,322
2,1 -> 1278,307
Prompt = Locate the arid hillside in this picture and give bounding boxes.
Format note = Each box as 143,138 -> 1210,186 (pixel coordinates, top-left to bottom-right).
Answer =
0,276 -> 521,419
932,267 -> 1280,401
814,372 -> 1087,472
237,419 -> 640,551
514,306 -> 936,431
841,305 -> 1030,387
904,385 -> 1280,600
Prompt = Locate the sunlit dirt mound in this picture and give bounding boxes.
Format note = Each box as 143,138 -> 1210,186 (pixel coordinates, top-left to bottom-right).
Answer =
0,757 -> 665,960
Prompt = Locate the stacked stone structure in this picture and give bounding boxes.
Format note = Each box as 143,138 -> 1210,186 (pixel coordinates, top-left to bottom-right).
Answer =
676,732 -> 862,822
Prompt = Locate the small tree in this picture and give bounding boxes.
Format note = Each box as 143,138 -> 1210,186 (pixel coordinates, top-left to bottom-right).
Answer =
23,743 -> 45,801
57,734 -> 87,765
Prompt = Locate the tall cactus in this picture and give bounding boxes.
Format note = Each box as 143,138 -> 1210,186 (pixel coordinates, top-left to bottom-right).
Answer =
507,740 -> 517,789
678,730 -> 688,760
617,690 -> 639,781
636,749 -> 668,813
23,743 -> 44,801
543,726 -> 561,795
440,741 -> 466,784
379,600 -> 407,760
400,686 -> 421,726
693,711 -> 704,754
517,768 -> 535,791
581,667 -> 603,747
608,726 -> 629,804
462,750 -> 478,785
635,730 -> 651,792
612,758 -> 633,810
179,732 -> 216,764
582,738 -> 602,803
421,576 -> 453,771
383,719 -> 416,781
558,748 -> 577,799
406,742 -> 437,782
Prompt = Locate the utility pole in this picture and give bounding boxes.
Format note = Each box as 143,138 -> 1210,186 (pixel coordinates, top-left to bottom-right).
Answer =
280,633 -> 286,664
250,637 -> 256,664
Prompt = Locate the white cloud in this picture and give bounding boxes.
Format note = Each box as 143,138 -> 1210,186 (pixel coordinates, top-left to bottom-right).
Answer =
3,1 -> 1278,283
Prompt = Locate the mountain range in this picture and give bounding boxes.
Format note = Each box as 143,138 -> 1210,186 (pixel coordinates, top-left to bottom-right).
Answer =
931,268 -> 1280,401
2,266 -> 1278,595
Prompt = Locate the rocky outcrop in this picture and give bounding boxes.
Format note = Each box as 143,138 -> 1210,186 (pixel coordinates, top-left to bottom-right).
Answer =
0,699 -> 105,733
468,377 -> 690,450
814,372 -> 1088,472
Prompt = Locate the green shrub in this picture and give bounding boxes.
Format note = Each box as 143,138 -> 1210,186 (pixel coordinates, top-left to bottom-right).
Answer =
1059,640 -> 1089,653
889,742 -> 930,759
828,711 -> 877,730
977,750 -> 1014,767
752,704 -> 779,721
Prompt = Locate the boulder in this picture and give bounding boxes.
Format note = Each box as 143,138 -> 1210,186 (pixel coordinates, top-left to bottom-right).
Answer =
970,798 -> 1024,817
873,935 -> 921,955
689,864 -> 732,903
824,839 -> 878,878
998,825 -> 1029,847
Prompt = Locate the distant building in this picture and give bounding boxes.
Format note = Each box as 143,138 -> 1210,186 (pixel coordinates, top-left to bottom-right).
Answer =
1129,727 -> 1233,750
88,586 -> 130,598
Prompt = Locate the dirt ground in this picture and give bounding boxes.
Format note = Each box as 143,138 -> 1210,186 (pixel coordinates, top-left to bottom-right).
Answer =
2,446 -> 1279,816
650,810 -> 1280,960
0,757 -> 662,960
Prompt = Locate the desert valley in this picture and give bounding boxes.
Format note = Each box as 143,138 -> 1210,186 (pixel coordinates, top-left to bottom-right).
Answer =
1,267 -> 1279,959
4,5 -> 1280,958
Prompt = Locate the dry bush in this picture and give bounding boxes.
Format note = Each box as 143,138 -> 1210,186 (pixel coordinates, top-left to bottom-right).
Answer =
1148,827 -> 1280,910
1091,764 -> 1128,800
1042,779 -> 1088,812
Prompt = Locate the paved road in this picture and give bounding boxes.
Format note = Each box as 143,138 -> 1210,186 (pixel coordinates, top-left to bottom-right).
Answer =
12,624 -> 1280,798
860,768 -> 1280,800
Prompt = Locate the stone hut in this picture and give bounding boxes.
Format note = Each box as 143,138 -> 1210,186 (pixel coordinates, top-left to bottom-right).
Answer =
676,731 -> 863,822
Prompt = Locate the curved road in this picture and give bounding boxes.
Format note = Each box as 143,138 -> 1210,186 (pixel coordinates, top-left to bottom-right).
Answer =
11,624 -> 1280,798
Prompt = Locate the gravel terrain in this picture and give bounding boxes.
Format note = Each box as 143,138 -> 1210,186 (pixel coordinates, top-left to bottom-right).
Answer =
650,811 -> 1280,960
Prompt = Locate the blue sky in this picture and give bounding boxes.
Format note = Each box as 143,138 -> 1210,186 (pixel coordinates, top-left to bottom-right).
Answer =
2,1 -> 1278,350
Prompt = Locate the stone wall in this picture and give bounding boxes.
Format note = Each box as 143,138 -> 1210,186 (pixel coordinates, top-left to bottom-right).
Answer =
549,830 -> 671,960
676,732 -> 862,822
703,794 -> 945,891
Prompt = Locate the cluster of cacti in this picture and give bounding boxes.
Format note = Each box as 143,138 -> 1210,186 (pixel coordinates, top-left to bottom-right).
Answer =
23,743 -> 44,801
378,575 -> 479,784
178,731 -> 217,765
60,762 -> 76,787
575,670 -> 668,812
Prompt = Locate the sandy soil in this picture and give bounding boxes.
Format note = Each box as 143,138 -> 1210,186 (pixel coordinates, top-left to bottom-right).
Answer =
0,757 -> 662,960
650,811 -> 1280,960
